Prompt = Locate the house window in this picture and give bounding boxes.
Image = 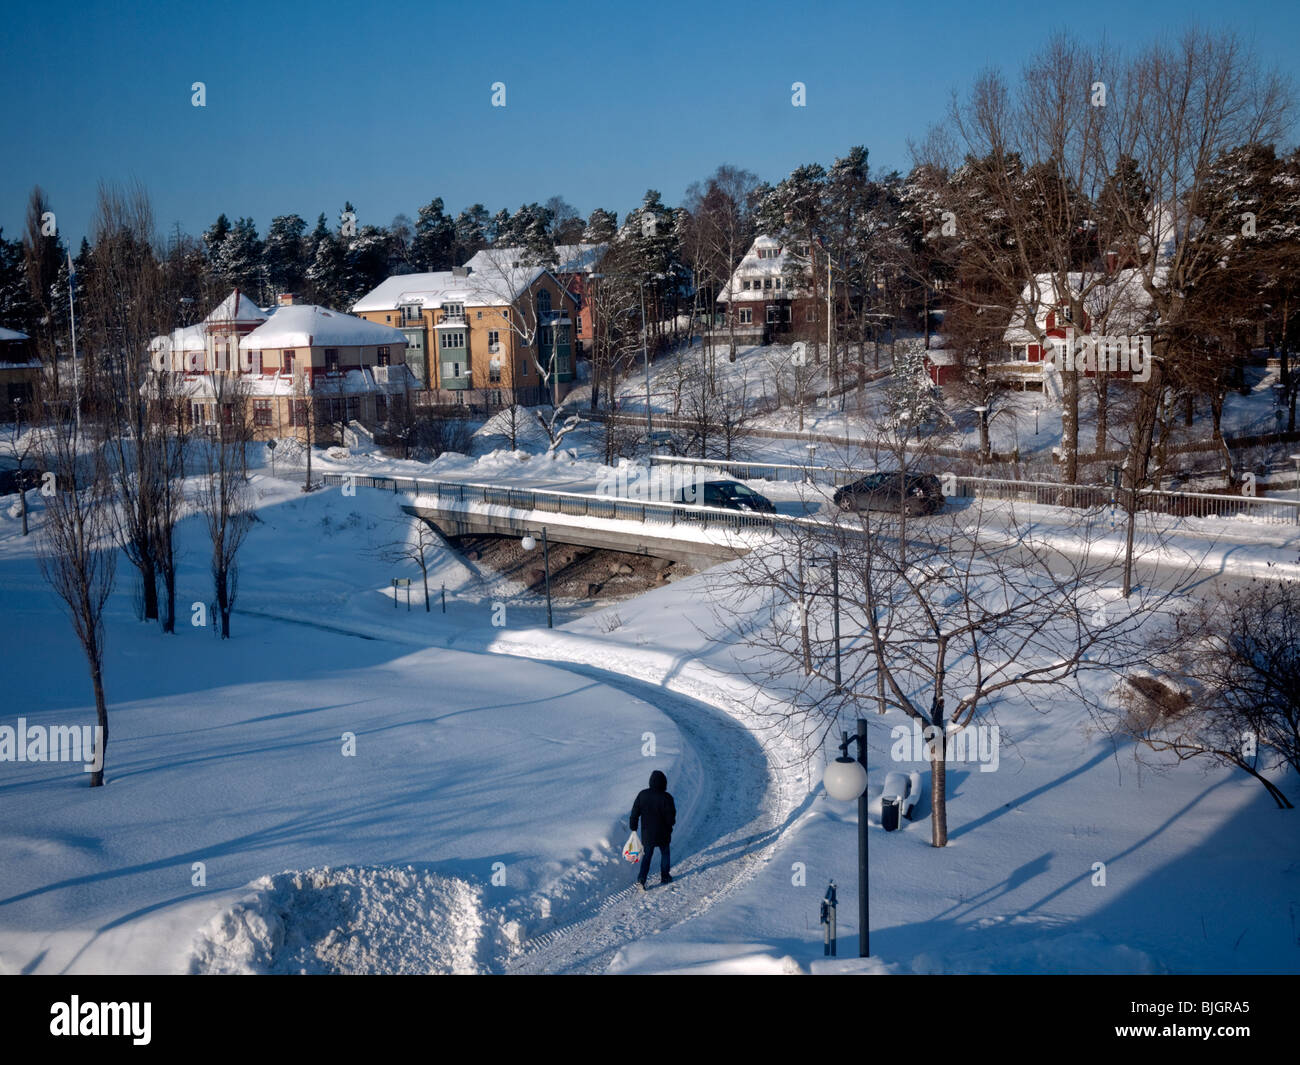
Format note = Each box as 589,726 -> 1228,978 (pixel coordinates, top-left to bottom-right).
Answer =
488,330 -> 500,353
739,308 -> 753,324
444,302 -> 465,321
476,310 -> 482,319
377,346 -> 390,366
491,389 -> 502,406
253,400 -> 272,426
537,289 -> 552,316
520,359 -> 528,377
400,304 -> 422,324
806,306 -> 817,322
440,331 -> 465,350
775,279 -> 782,290
576,315 -> 582,332
385,315 -> 391,323
767,305 -> 782,324
290,400 -> 309,427
764,278 -> 772,289
489,359 -> 502,383
283,350 -> 295,374
325,349 -> 339,373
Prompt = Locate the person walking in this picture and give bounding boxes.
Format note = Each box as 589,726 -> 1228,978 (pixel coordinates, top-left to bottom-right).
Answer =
629,769 -> 676,890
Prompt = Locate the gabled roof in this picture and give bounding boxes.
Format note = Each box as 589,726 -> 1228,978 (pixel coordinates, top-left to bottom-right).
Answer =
717,235 -> 811,303
203,288 -> 269,325
239,305 -> 408,350
0,326 -> 31,342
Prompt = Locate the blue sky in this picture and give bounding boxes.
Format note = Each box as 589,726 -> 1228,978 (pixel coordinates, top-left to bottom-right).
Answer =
1,0 -> 1296,246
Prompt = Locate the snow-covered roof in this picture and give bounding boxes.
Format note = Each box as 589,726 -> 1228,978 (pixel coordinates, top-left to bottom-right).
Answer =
239,305 -> 409,350
553,243 -> 608,275
0,326 -> 31,342
461,248 -> 551,302
353,254 -> 554,314
1003,268 -> 1161,345
717,236 -> 811,303
149,324 -> 208,354
203,288 -> 269,325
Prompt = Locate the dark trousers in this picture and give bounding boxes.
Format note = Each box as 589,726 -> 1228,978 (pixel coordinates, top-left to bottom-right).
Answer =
639,841 -> 671,882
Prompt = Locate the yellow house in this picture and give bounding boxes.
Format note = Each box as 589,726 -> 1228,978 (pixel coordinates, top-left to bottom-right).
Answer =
352,251 -> 578,408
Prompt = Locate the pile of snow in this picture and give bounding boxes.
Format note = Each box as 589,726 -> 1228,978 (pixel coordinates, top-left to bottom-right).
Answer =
188,866 -> 488,975
471,407 -> 554,455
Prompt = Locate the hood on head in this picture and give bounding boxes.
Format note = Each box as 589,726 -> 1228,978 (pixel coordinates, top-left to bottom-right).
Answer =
649,770 -> 667,791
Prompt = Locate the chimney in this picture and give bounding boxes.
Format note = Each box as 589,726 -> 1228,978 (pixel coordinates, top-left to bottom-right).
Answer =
452,266 -> 469,278
278,293 -> 297,306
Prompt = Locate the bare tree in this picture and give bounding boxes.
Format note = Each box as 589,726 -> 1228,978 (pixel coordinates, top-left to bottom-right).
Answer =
37,396 -> 116,787
375,515 -> 444,611
200,373 -> 253,638
709,469 -> 1198,846
472,249 -> 583,452
1117,577 -> 1300,810
85,184 -> 171,624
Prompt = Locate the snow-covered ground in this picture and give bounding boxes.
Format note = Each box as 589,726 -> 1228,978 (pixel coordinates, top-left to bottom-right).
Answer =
2,431 -> 1298,975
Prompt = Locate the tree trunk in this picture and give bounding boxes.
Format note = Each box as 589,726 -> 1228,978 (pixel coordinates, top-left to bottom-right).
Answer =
89,663 -> 108,789
1095,376 -> 1109,454
1061,370 -> 1080,483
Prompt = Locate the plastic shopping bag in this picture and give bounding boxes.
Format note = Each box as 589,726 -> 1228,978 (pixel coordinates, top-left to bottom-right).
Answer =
622,830 -> 642,863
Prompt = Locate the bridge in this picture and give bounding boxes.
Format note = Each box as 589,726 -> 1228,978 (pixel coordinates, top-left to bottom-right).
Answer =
320,473 -> 787,570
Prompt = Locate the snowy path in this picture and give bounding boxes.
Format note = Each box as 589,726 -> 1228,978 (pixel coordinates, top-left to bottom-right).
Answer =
495,664 -> 787,974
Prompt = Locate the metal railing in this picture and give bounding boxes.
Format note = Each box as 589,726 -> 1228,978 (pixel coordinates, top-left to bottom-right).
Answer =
319,473 -> 794,534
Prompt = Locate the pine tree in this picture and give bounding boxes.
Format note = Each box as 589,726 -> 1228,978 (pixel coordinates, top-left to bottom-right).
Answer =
264,214 -> 308,297
583,208 -> 618,244
412,198 -> 455,271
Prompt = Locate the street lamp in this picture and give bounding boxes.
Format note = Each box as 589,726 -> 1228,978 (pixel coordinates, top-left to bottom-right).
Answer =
973,405 -> 989,463
822,720 -> 870,958
522,529 -> 553,628
1291,455 -> 1300,526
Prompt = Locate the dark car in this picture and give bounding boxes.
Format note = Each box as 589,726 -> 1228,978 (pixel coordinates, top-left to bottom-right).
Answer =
675,479 -> 776,514
833,472 -> 944,516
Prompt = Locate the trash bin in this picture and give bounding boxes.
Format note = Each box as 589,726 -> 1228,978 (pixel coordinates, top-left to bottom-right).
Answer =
881,797 -> 901,832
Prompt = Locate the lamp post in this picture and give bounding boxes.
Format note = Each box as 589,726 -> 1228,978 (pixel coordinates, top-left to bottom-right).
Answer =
1034,404 -> 1041,436
973,405 -> 989,463
1291,455 -> 1300,526
823,719 -> 870,958
522,529 -> 553,627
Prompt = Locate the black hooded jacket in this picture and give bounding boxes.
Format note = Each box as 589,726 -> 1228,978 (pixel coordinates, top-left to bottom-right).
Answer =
629,770 -> 676,847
